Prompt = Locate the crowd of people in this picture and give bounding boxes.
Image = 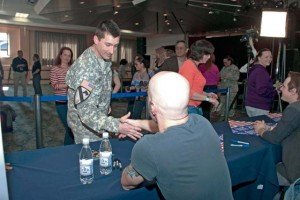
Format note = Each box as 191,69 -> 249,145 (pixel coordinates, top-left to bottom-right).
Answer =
2,19 -> 300,199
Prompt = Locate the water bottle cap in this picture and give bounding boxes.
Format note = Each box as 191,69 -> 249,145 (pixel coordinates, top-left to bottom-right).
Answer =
82,138 -> 89,145
102,132 -> 109,138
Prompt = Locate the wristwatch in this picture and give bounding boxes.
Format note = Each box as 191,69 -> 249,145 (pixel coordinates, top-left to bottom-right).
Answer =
205,96 -> 210,102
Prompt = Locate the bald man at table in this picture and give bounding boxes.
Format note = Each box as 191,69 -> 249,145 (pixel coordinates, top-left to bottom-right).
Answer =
121,72 -> 233,200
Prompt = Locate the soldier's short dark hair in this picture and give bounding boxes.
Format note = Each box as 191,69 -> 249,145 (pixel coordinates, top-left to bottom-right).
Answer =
189,40 -> 214,62
95,20 -> 120,39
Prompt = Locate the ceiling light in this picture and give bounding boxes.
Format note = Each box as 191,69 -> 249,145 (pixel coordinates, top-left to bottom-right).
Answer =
132,0 -> 147,6
15,12 -> 29,18
236,8 -> 241,12
135,22 -> 139,26
163,13 -> 168,17
233,17 -> 237,21
116,4 -> 121,8
166,22 -> 170,26
64,14 -> 68,17
89,10 -> 92,13
168,28 -> 172,32
203,3 -> 208,7
208,10 -> 214,14
79,1 -> 85,4
114,10 -> 118,15
180,18 -> 183,23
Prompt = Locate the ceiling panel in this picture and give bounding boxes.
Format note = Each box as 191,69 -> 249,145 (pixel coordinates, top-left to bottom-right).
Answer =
34,0 -> 300,35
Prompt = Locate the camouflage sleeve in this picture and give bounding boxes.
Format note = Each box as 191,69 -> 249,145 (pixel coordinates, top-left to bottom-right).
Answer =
66,55 -> 120,133
227,66 -> 240,81
75,94 -> 120,133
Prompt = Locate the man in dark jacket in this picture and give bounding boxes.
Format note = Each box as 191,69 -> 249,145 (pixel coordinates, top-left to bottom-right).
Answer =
11,50 -> 28,96
159,40 -> 188,72
254,71 -> 300,185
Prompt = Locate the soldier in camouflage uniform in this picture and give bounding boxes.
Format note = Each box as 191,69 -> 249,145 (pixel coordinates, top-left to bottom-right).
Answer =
65,20 -> 142,144
219,56 -> 240,117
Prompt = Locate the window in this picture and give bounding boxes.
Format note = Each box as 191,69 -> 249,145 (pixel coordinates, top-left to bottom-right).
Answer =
0,32 -> 10,57
35,31 -> 87,66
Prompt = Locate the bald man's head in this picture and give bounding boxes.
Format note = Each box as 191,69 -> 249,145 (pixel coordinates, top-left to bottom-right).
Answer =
148,72 -> 189,120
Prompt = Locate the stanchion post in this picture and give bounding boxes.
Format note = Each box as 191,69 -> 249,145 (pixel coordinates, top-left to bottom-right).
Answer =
34,94 -> 44,149
225,88 -> 230,121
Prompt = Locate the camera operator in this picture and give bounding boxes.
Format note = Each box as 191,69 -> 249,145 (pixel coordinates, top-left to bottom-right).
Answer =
240,37 -> 257,73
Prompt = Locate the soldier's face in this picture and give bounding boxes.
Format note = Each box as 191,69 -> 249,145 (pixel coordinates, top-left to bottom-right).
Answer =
94,33 -> 120,60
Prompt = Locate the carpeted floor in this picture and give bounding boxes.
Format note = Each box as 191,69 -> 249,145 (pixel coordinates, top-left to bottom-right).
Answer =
1,84 -> 248,153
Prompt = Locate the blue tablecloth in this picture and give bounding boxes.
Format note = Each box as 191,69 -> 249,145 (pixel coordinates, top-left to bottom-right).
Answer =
6,116 -> 281,200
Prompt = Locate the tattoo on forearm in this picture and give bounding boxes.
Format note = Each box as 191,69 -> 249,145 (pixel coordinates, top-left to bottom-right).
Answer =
125,165 -> 139,179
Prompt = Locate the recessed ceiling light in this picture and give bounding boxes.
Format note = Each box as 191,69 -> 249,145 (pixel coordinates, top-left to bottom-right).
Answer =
89,10 -> 92,13
64,14 -> 69,17
79,1 -> 85,4
15,12 -> 29,18
179,18 -> 183,23
135,22 -> 139,26
114,10 -> 118,15
208,11 -> 214,14
163,13 -> 168,17
168,28 -> 172,32
116,4 -> 121,8
166,22 -> 170,26
233,17 -> 237,21
203,3 -> 208,7
236,8 -> 241,12
231,0 -> 237,1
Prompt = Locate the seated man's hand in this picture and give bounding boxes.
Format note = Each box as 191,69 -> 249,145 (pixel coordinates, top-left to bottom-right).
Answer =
253,120 -> 266,136
5,163 -> 13,171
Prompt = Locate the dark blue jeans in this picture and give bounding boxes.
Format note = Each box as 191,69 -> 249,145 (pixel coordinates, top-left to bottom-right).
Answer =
55,102 -> 74,145
127,99 -> 146,119
33,75 -> 42,95
187,105 -> 203,116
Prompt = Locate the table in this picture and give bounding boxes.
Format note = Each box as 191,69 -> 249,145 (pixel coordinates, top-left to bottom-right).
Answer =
6,116 -> 281,200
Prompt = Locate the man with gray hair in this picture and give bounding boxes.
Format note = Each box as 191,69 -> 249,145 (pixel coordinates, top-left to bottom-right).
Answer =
121,72 -> 233,200
159,40 -> 188,72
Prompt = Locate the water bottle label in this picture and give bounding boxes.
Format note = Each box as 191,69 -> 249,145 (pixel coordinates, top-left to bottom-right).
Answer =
80,159 -> 93,176
100,151 -> 112,167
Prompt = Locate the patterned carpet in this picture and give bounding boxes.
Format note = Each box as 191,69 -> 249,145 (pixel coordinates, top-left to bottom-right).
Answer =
1,84 -> 247,153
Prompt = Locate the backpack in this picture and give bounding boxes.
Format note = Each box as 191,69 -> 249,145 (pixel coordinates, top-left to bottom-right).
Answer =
0,104 -> 16,133
284,178 -> 300,200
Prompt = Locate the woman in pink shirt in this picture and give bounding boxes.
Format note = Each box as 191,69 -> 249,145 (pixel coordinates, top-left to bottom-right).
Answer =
50,47 -> 74,145
198,54 -> 220,120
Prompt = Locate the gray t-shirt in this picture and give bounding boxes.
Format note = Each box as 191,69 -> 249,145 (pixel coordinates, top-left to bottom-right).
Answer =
131,114 -> 233,200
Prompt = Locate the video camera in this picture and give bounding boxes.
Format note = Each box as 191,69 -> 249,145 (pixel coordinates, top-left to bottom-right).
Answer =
240,29 -> 259,42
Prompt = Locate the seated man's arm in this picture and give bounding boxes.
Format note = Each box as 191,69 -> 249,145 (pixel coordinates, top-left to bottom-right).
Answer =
120,113 -> 159,133
121,138 -> 157,190
121,164 -> 144,190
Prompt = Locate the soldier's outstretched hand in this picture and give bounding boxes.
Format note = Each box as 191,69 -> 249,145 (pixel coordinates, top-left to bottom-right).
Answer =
118,113 -> 143,140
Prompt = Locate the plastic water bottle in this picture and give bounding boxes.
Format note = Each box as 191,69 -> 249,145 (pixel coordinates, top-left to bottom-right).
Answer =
99,132 -> 112,175
79,138 -> 94,184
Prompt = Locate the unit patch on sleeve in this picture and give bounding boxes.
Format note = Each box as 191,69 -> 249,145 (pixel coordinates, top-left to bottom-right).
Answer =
74,80 -> 94,108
